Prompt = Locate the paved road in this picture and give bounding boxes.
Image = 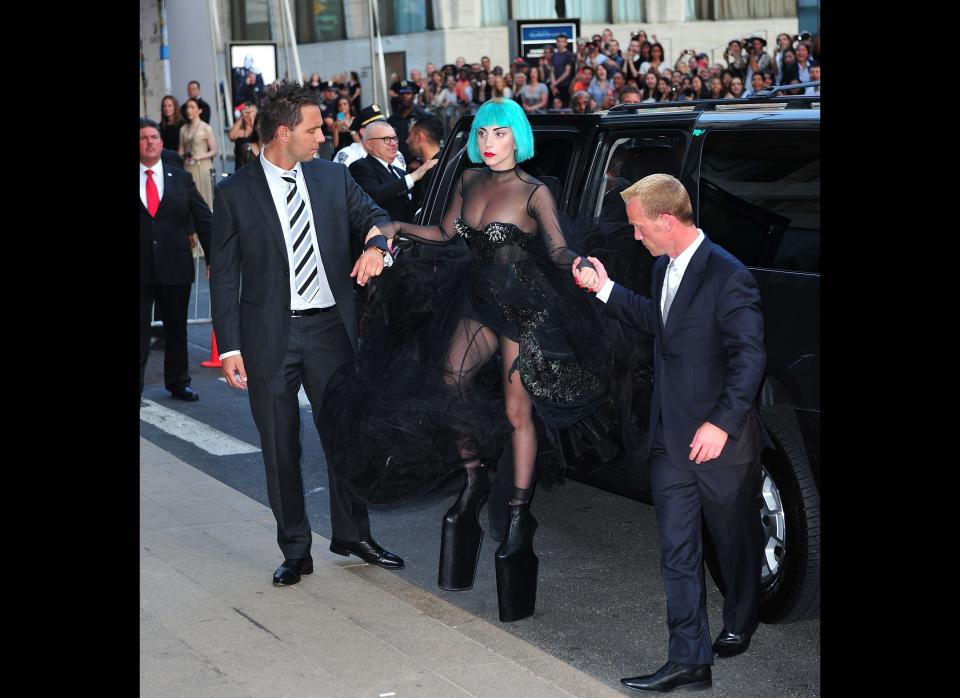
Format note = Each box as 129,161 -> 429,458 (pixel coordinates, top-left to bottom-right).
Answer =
140,327 -> 820,696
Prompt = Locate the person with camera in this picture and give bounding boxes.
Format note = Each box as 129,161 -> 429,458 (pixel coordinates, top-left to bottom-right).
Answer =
773,33 -> 794,84
472,71 -> 494,107
228,101 -> 260,171
743,36 -> 772,86
622,37 -> 644,83
723,39 -> 748,77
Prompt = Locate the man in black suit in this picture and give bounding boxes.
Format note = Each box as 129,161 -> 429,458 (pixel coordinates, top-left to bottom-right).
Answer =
179,80 -> 211,124
348,120 -> 436,224
405,114 -> 443,215
573,174 -> 766,693
210,80 -> 404,586
140,118 -> 212,402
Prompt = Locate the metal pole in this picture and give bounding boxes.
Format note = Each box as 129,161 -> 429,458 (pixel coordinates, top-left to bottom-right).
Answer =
281,0 -> 303,84
207,0 -> 228,174
368,0 -> 390,114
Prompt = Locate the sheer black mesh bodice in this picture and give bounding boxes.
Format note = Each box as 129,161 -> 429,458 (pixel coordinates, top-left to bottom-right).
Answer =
383,165 -> 592,270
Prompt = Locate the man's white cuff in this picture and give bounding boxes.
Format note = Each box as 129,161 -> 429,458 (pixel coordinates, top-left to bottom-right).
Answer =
596,279 -> 615,303
219,350 -> 242,361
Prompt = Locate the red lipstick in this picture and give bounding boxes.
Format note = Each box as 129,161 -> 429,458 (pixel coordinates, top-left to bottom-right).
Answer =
483,151 -> 495,157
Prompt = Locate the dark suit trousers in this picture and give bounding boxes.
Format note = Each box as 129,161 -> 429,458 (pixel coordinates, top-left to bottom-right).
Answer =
648,420 -> 763,665
246,310 -> 370,560
140,284 -> 192,394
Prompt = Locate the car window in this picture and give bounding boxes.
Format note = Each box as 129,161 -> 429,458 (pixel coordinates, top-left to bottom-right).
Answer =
699,130 -> 820,273
592,132 -> 687,221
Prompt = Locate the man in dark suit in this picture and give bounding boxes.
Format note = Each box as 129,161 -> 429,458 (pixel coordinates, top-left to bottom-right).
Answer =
209,80 -> 404,587
179,80 -> 211,124
140,118 -> 212,402
348,120 -> 436,224
573,174 -> 766,693
405,114 -> 443,216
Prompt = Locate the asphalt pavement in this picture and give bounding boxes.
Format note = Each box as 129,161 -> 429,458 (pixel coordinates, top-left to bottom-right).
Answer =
140,310 -> 820,697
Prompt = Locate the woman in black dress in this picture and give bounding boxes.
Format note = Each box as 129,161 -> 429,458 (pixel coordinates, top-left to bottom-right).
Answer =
321,98 -> 615,622
158,95 -> 182,152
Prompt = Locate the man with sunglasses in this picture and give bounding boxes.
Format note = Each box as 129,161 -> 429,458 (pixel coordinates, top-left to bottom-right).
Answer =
349,120 -> 436,224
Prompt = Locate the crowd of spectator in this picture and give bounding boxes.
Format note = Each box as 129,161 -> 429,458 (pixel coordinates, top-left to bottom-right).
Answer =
166,28 -> 820,171
379,28 -> 820,128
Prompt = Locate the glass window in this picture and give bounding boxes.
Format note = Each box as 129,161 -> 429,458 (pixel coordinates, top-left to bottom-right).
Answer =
232,0 -> 271,41
615,0 -> 644,23
378,0 -> 428,35
482,0 -> 509,26
565,1 -> 609,22
699,130 -> 820,273
295,0 -> 345,43
514,1 -> 558,20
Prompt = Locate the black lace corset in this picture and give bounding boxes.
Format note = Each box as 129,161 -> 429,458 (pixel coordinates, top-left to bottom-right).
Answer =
455,217 -> 534,264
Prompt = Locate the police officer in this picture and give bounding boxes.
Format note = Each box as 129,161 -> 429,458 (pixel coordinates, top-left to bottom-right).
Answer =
387,80 -> 427,166
335,104 -> 406,170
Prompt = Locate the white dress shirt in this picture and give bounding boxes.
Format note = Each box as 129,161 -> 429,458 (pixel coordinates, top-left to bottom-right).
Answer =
259,151 -> 336,310
370,155 -> 414,198
140,160 -> 165,208
596,229 -> 706,312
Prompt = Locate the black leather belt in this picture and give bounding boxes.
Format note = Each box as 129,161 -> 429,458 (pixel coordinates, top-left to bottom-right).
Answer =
290,306 -> 335,317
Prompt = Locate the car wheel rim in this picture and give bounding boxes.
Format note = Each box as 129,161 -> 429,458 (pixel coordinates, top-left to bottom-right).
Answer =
759,465 -> 786,587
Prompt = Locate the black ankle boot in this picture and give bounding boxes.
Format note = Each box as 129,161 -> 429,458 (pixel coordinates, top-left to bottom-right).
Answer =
438,467 -> 491,590
494,503 -> 538,622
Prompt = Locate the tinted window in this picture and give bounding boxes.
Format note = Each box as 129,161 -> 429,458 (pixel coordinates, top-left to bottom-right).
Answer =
699,130 -> 820,273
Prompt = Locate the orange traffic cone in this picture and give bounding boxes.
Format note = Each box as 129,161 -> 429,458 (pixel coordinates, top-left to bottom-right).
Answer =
201,329 -> 222,368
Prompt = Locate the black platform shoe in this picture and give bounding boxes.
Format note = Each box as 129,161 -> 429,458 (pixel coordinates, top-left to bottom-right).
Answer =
494,503 -> 539,622
438,466 -> 491,590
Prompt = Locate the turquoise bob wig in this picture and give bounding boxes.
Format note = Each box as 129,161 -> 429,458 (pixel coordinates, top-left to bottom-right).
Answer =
466,98 -> 535,164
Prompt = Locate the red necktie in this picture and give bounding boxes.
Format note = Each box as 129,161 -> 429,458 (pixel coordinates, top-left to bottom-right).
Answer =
145,169 -> 160,217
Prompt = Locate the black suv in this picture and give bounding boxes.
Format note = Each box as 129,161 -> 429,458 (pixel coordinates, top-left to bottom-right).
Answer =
415,96 -> 820,624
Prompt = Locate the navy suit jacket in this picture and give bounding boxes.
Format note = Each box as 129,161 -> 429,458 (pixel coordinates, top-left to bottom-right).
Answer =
348,155 -> 414,223
603,235 -> 766,470
210,157 -> 390,380
140,164 -> 212,287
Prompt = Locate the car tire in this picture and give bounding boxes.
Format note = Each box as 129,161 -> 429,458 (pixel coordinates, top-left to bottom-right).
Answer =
703,405 -> 820,623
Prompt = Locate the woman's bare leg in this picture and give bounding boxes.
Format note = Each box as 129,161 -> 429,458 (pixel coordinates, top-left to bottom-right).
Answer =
500,337 -> 536,493
444,318 -> 499,467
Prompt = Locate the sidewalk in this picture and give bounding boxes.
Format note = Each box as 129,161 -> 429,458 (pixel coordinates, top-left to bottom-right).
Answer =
140,437 -> 624,697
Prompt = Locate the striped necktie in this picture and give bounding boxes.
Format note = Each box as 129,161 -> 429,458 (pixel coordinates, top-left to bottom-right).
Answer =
281,170 -> 321,302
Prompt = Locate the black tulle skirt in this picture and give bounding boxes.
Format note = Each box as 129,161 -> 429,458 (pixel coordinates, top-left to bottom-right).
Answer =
318,226 -> 655,506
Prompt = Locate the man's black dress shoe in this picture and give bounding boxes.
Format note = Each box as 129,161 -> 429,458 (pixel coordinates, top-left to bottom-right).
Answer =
712,628 -> 753,658
272,557 -> 314,586
329,538 -> 404,569
621,661 -> 712,692
170,386 -> 199,401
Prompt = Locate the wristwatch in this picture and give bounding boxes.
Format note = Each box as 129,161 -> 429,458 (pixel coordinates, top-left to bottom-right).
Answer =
364,234 -> 393,268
